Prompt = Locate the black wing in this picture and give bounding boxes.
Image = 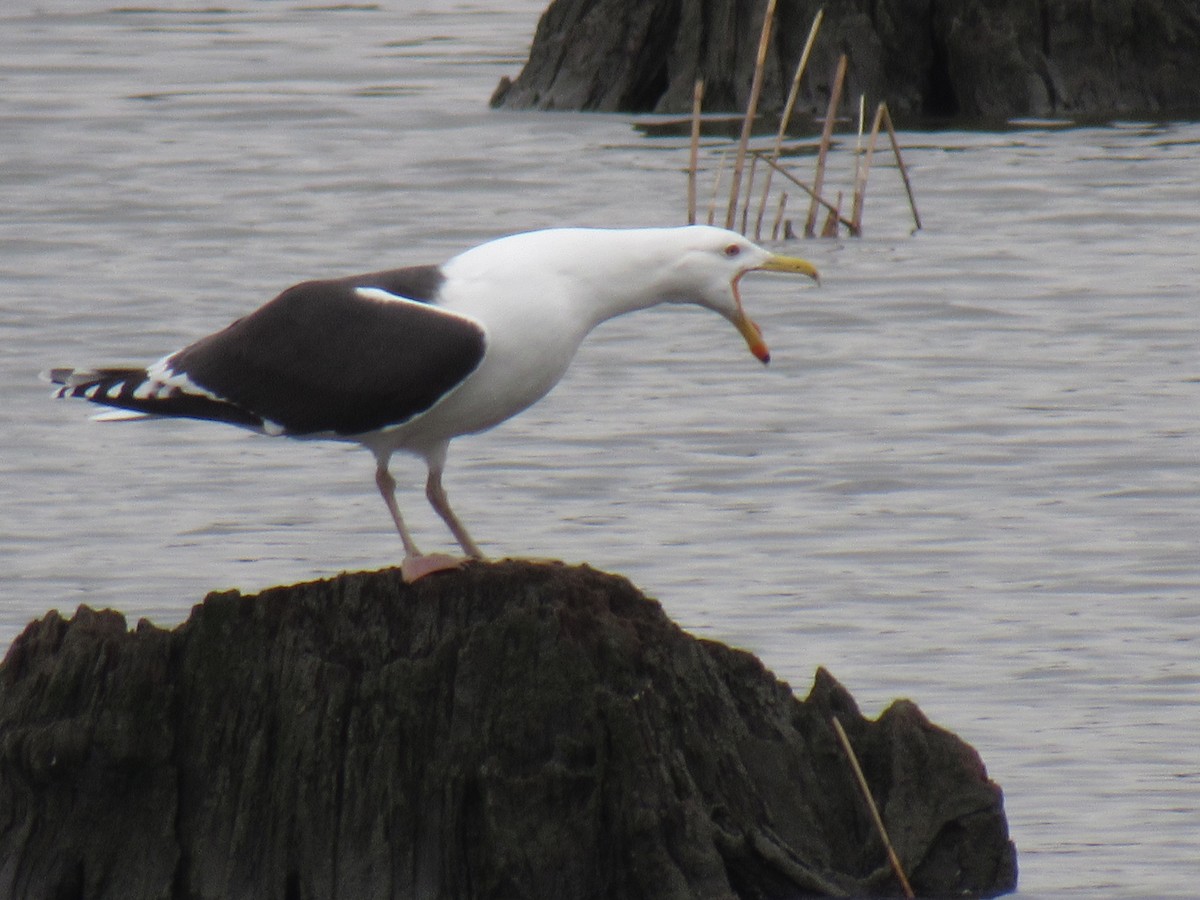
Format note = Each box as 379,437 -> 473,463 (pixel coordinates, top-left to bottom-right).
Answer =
53,266 -> 488,437
171,271 -> 486,436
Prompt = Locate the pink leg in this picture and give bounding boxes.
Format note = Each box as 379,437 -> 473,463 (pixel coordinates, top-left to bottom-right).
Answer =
375,459 -> 462,583
426,463 -> 484,559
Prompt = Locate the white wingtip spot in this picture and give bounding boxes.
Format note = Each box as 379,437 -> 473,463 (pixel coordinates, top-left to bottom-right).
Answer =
144,356 -> 222,402
91,409 -> 150,422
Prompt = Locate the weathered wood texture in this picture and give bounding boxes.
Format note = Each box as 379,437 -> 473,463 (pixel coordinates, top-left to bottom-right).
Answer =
0,561 -> 1016,898
492,0 -> 1200,120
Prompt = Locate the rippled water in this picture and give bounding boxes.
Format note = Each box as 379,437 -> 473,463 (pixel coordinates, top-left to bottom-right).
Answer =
3,2 -> 1199,896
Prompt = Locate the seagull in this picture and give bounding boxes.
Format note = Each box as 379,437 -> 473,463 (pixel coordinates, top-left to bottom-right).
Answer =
47,226 -> 819,581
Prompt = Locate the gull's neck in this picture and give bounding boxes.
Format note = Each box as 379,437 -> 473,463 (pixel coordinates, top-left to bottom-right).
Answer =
441,227 -> 695,340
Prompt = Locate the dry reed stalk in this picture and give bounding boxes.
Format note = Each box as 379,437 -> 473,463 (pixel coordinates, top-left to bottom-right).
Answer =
804,53 -> 847,237
850,101 -> 886,235
687,78 -> 705,225
771,190 -> 789,240
852,93 -> 865,195
754,150 -> 853,232
753,6 -> 824,240
881,103 -> 922,230
739,153 -> 759,234
707,150 -> 729,225
724,0 -> 779,230
821,190 -> 842,237
831,717 -> 916,899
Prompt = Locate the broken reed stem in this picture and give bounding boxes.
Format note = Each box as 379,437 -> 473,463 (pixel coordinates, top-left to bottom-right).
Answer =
753,150 -> 854,232
821,190 -> 842,237
850,102 -> 886,235
740,153 -> 759,234
771,190 -> 788,240
831,717 -> 916,899
804,53 -> 847,237
881,103 -> 922,231
687,78 -> 705,225
725,0 -> 778,231
707,151 -> 729,226
753,6 -> 824,240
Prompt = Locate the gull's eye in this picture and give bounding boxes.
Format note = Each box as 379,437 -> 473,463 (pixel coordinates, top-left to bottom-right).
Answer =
723,243 -> 742,258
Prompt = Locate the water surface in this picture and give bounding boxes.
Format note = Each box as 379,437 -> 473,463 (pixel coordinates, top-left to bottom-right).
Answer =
2,3 -> 1198,896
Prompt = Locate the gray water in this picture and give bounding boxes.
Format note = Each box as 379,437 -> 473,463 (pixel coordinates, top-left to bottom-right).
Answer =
2,2 -> 1198,896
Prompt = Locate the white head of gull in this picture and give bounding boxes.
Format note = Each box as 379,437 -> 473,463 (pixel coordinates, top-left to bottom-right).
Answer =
48,225 -> 819,581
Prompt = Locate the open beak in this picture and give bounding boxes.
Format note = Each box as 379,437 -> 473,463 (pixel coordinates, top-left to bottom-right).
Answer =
731,253 -> 820,365
755,253 -> 821,282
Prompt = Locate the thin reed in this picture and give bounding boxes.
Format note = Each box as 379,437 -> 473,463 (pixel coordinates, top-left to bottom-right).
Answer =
687,78 -> 705,225
831,717 -> 916,899
882,103 -> 922,230
850,101 -> 886,234
724,0 -> 778,230
804,53 -> 847,237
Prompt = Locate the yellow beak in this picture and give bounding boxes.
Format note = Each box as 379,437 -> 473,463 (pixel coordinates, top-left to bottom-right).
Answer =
755,253 -> 821,281
732,253 -> 820,364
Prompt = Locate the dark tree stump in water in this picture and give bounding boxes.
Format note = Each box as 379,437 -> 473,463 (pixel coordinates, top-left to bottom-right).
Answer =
0,561 -> 1016,898
492,0 -> 1200,121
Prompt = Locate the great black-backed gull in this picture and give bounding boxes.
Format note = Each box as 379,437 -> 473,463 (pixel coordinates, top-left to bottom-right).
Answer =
48,226 -> 819,580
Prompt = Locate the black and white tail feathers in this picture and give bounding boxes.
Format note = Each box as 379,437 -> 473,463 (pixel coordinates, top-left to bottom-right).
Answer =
45,365 -> 267,431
